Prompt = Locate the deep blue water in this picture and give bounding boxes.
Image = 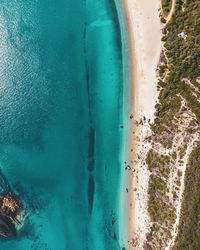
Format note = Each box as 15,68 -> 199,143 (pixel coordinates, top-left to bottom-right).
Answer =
0,0 -> 126,249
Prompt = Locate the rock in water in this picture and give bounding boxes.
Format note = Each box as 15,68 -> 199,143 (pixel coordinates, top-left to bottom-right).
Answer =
0,169 -> 23,238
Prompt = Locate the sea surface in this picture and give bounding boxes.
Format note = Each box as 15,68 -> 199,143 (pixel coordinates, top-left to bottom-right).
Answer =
0,0 -> 128,249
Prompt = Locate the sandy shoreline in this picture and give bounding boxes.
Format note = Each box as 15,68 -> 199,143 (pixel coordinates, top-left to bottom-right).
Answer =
122,0 -> 162,248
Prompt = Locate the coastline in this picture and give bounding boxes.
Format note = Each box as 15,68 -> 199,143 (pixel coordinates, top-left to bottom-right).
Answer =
122,0 -> 162,248
114,0 -> 132,248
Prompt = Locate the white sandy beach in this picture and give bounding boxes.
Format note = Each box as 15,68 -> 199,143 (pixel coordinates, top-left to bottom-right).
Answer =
122,0 -> 162,248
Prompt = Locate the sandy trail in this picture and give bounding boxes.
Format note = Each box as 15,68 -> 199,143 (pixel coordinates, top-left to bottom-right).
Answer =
166,0 -> 176,23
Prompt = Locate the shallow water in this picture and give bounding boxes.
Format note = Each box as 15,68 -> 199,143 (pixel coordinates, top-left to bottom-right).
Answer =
0,0 -> 125,249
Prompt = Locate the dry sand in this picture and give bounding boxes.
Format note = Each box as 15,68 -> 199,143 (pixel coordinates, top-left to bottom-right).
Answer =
122,0 -> 162,248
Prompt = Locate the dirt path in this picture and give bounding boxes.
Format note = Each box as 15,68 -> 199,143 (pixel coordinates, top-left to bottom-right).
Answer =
166,0 -> 176,23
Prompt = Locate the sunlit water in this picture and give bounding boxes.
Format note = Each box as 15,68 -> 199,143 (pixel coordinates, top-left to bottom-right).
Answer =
0,0 -> 127,249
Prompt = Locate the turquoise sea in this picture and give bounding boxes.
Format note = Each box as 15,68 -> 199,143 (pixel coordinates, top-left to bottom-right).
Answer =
0,0 -> 130,249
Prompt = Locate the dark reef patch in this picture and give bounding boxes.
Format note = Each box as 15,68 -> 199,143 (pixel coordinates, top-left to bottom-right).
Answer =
88,174 -> 95,214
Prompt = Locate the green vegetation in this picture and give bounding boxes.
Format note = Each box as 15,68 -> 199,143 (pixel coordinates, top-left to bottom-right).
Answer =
146,150 -> 175,246
179,144 -> 187,159
162,0 -> 173,16
151,175 -> 167,192
174,145 -> 200,249
153,0 -> 200,137
160,17 -> 167,23
146,150 -> 170,177
152,94 -> 181,136
172,151 -> 177,160
148,174 -> 175,225
148,196 -> 175,224
146,0 -> 200,248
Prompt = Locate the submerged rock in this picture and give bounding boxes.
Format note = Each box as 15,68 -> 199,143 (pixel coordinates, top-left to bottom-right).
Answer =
88,174 -> 95,215
0,169 -> 23,238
